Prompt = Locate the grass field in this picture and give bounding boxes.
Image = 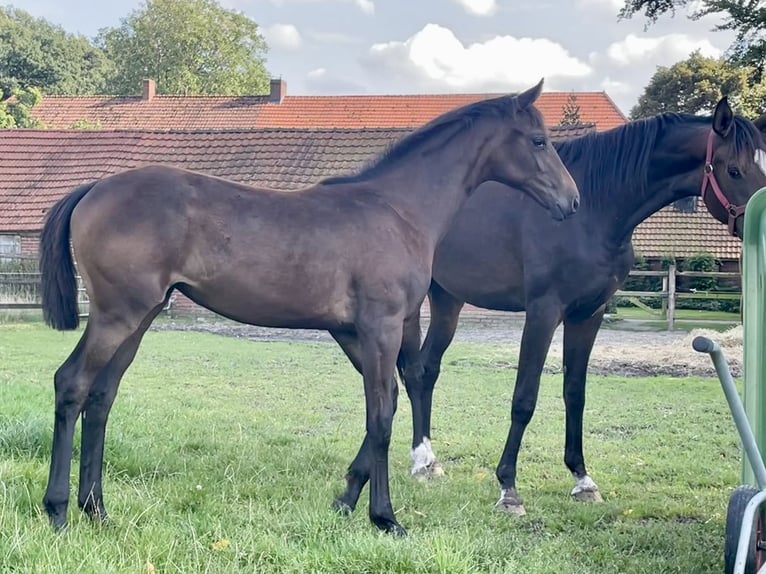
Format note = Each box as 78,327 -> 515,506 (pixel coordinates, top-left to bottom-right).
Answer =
0,323 -> 747,573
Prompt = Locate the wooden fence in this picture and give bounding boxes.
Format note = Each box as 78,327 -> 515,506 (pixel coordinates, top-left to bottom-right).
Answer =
0,265 -> 740,329
614,264 -> 741,329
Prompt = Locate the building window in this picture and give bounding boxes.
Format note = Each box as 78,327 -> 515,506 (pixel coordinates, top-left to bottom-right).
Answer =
0,235 -> 21,262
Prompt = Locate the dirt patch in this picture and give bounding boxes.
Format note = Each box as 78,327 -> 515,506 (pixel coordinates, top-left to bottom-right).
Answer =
150,315 -> 742,379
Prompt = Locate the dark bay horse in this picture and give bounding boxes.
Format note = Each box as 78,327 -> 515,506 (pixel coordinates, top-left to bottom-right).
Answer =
38,80 -> 580,535
398,97 -> 766,515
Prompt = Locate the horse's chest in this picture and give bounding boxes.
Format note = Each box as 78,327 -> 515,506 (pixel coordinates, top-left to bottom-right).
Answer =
558,255 -> 631,319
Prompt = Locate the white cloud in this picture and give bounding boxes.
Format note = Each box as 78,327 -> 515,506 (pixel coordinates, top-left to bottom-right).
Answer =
268,0 -> 373,14
451,0 -> 497,16
604,33 -> 721,66
262,23 -> 303,50
576,0 -> 623,12
600,77 -> 632,95
307,67 -> 327,79
363,24 -> 591,92
353,0 -> 374,14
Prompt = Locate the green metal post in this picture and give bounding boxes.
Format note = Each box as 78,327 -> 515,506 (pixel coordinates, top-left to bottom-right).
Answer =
742,186 -> 766,486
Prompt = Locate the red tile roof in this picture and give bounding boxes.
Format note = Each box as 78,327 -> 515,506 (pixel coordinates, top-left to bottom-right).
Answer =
31,92 -> 627,132
0,124 -> 596,232
634,198 -> 741,260
2,125 -> 740,260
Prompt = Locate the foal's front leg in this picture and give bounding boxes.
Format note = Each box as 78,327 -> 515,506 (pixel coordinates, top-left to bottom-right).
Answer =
562,310 -> 605,503
331,321 -> 405,535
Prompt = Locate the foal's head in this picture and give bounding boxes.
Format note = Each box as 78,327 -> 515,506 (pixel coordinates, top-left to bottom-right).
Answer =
480,79 -> 580,221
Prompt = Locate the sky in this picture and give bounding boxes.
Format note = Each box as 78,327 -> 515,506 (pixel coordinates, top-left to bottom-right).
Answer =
12,0 -> 737,116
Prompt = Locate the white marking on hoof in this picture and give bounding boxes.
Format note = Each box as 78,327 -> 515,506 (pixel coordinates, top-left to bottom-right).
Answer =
571,474 -> 603,502
756,149 -> 766,177
495,488 -> 526,516
411,438 -> 436,476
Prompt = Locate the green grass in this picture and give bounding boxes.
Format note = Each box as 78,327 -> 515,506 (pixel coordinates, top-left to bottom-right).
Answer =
612,306 -> 740,322
0,323 -> 748,573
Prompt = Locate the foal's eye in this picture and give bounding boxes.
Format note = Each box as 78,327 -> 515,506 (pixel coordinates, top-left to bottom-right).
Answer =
728,167 -> 742,179
532,136 -> 546,149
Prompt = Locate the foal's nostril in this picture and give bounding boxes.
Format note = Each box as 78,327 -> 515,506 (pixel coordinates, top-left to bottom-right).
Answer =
572,196 -> 580,213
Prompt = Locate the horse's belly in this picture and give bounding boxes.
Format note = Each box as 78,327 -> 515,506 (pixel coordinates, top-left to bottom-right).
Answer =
176,276 -> 355,331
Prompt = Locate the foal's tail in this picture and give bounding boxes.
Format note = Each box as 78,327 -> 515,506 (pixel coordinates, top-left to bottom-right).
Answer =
40,182 -> 96,331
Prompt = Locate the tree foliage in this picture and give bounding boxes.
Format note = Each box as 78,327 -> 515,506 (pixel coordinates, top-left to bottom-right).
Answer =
0,86 -> 43,128
559,92 -> 583,126
631,50 -> 765,119
0,5 -> 113,99
96,0 -> 270,96
620,0 -> 766,79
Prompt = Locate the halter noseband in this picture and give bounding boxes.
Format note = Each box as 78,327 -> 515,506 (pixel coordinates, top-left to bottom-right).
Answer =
700,129 -> 746,237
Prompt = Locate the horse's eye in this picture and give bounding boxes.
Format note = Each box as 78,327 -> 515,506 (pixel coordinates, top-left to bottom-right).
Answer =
728,167 -> 742,179
532,136 -> 546,149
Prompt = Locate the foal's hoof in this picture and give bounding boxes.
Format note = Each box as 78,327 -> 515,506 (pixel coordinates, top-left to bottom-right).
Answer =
495,489 -> 527,516
572,488 -> 603,503
332,498 -> 354,515
44,502 -> 69,531
372,516 -> 408,537
412,461 -> 445,481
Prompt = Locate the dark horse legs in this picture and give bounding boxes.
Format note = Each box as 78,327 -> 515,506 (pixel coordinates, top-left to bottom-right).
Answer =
561,309 -> 605,502
43,296 -> 168,529
401,282 -> 463,478
329,314 -> 412,535
494,299 -> 561,514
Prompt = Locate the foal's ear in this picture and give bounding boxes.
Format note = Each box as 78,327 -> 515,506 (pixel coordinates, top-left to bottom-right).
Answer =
754,113 -> 766,138
517,78 -> 544,109
713,96 -> 735,138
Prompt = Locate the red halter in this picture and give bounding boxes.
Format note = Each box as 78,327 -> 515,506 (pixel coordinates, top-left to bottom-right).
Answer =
700,129 -> 746,237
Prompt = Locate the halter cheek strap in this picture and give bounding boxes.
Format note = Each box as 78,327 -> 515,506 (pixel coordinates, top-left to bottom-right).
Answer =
700,129 -> 747,237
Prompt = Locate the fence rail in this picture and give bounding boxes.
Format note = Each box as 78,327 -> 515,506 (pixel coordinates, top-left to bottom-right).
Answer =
0,266 -> 739,329
615,264 -> 741,329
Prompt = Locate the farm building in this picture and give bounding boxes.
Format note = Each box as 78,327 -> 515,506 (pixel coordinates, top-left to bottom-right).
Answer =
0,78 -> 743,313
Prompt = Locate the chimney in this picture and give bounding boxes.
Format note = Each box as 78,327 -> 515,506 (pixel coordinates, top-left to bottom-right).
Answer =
269,78 -> 286,103
142,78 -> 156,101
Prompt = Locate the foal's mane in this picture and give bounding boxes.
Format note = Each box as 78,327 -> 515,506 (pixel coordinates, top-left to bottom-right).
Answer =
553,111 -> 763,208
321,94 -> 521,185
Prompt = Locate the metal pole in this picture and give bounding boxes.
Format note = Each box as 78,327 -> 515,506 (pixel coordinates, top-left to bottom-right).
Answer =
693,336 -> 766,490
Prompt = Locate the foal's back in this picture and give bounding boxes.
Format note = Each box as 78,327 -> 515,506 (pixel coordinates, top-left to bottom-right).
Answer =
70,164 -> 431,329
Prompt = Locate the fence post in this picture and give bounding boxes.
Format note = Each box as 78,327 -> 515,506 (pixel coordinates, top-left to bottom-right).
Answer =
661,275 -> 668,317
667,264 -> 676,330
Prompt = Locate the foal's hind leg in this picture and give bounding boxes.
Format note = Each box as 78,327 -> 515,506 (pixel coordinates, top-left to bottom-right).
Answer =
77,298 -> 170,520
403,282 -> 463,479
562,310 -> 605,504
43,296 -> 167,529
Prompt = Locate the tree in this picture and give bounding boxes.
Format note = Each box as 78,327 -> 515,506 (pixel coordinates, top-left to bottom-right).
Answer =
0,6 -> 113,99
96,0 -> 270,96
0,86 -> 43,128
619,0 -> 766,80
559,92 -> 583,126
630,50 -> 763,119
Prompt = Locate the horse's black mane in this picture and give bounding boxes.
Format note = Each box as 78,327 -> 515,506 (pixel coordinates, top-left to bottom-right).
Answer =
321,94 -> 522,185
553,111 -> 762,208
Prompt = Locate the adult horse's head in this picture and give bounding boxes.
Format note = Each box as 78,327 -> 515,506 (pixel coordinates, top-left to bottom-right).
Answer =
698,97 -> 766,238
484,79 -> 580,221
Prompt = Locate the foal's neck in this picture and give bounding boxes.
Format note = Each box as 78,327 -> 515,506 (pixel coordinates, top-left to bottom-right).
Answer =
370,122 -> 495,248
